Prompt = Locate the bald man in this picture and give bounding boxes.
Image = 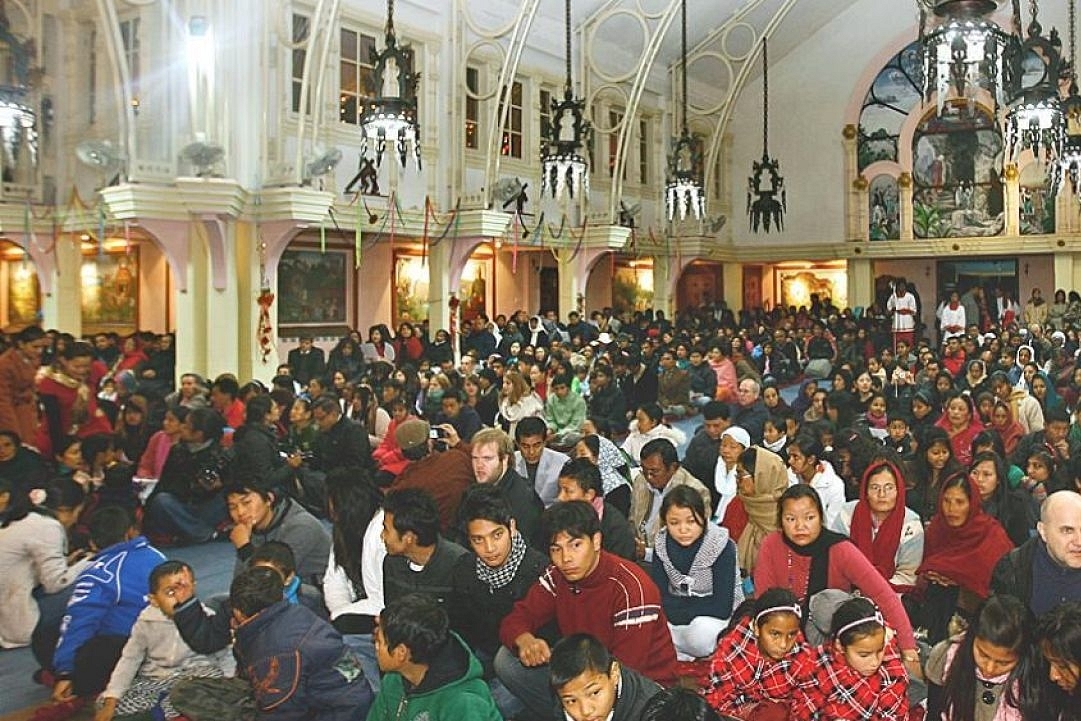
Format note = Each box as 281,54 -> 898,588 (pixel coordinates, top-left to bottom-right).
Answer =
992,491 -> 1081,615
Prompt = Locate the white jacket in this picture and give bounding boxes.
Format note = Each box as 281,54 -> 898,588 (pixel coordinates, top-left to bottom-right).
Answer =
323,510 -> 386,620
830,501 -> 925,591
0,512 -> 92,648
787,460 -> 846,527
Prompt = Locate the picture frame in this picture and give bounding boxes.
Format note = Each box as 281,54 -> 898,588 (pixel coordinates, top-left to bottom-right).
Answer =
5,259 -> 40,327
81,248 -> 139,335
277,247 -> 353,335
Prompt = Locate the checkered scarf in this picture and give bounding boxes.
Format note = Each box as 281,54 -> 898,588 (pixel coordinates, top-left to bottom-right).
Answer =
705,617 -> 812,717
475,530 -> 528,591
790,639 -> 909,721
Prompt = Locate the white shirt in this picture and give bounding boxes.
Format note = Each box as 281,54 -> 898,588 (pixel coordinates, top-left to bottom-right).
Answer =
887,291 -> 917,332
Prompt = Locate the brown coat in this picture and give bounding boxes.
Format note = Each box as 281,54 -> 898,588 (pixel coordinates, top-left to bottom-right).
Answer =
0,348 -> 39,444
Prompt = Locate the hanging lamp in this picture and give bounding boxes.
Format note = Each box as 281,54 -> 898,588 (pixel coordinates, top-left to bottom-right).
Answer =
540,0 -> 591,199
747,38 -> 786,233
920,0 -> 1010,114
1003,0 -> 1066,164
665,0 -> 705,221
360,0 -> 421,169
1053,0 -> 1081,195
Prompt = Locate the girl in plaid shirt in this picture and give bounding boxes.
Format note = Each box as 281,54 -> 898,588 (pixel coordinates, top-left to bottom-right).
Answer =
705,588 -> 812,721
791,597 -> 910,721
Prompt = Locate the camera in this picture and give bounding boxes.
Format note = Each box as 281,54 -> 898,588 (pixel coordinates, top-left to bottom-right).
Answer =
429,427 -> 445,439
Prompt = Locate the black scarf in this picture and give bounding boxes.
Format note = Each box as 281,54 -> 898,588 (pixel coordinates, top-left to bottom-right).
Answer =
782,527 -> 846,612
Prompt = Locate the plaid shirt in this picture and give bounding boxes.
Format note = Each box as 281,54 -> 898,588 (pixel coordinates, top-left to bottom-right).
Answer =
705,617 -> 813,717
790,637 -> 909,721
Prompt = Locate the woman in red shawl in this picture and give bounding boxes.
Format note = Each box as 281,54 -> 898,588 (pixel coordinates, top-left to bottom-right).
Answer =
989,399 -> 1025,456
112,334 -> 148,374
906,473 -> 1013,645
35,341 -> 113,458
830,459 -> 924,593
934,392 -> 984,467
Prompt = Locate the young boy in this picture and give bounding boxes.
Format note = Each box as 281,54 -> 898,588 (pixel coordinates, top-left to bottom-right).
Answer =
762,414 -> 790,459
555,458 -> 636,560
230,566 -> 372,720
883,411 -> 915,458
550,634 -> 661,721
94,561 -> 232,721
368,593 -> 502,721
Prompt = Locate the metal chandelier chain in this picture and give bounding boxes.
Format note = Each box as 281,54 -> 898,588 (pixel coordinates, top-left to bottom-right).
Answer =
1071,0 -> 1077,78
386,0 -> 395,38
564,0 -> 573,92
680,0 -> 688,134
762,37 -> 769,156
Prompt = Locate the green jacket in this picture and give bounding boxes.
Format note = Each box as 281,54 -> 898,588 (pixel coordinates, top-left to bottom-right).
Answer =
545,390 -> 587,433
366,633 -> 502,721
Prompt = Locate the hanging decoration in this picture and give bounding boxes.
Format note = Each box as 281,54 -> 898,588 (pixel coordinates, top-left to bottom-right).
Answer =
1003,0 -> 1066,163
256,238 -> 275,363
747,38 -> 786,233
919,0 -> 1009,113
1054,0 -> 1081,195
665,0 -> 705,221
360,0 -> 422,169
540,0 -> 591,199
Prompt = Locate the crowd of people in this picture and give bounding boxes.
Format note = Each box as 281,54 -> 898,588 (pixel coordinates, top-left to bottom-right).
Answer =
3,279 -> 1081,721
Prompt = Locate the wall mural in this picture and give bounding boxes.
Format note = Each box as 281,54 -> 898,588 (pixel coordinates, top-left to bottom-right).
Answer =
1019,162 -> 1054,235
612,263 -> 654,314
858,41 -> 922,172
81,250 -> 139,334
869,174 -> 900,240
912,104 -> 1004,238
278,248 -> 350,327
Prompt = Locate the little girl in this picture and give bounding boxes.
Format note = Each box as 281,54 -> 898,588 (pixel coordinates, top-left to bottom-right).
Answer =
865,393 -> 889,431
705,588 -> 811,721
791,596 -> 910,721
1020,450 -> 1053,513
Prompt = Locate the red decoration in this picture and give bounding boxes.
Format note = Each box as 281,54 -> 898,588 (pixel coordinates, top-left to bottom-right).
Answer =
256,288 -> 275,363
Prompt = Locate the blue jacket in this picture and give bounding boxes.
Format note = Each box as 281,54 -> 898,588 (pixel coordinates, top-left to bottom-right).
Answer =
53,535 -> 165,675
235,600 -> 373,721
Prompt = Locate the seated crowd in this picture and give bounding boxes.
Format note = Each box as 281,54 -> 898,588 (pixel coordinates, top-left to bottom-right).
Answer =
5,287 -> 1081,720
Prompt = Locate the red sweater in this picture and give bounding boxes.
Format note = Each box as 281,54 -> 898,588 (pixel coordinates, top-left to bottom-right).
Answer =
500,551 -> 679,686
753,532 -> 917,651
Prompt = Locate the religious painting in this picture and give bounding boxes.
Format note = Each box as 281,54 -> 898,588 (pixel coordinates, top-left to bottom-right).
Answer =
869,175 -> 900,240
278,248 -> 350,327
777,269 -> 848,311
612,261 -> 654,314
81,249 -> 138,333
1019,162 -> 1055,235
912,104 -> 1005,238
858,41 -> 922,172
5,260 -> 39,326
393,252 -> 491,327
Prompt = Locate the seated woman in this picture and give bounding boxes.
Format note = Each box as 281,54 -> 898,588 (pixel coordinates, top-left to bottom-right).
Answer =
724,446 -> 788,577
574,433 -> 632,516
907,473 -> 1013,645
621,402 -> 686,470
968,451 -> 1034,547
785,437 -> 845,527
136,405 -> 188,482
934,392 -> 984,468
753,485 -> 921,676
1026,602 -> 1081,721
0,429 -> 49,498
830,459 -> 924,594
650,485 -> 741,661
907,427 -> 964,523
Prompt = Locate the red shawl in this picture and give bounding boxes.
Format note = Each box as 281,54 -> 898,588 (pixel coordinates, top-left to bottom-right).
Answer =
918,475 -> 1013,598
849,460 -> 908,586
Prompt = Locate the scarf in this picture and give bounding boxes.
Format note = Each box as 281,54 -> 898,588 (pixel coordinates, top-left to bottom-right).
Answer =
737,448 -> 788,571
783,526 -> 846,609
595,435 -> 629,496
284,575 -> 301,604
849,460 -> 908,584
919,475 -> 1014,598
654,523 -> 729,597
44,368 -> 91,427
475,530 -> 528,591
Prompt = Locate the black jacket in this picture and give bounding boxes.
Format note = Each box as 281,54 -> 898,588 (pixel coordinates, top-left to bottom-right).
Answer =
153,440 -> 227,504
312,416 -> 373,473
287,347 -> 327,386
383,537 -> 469,607
231,423 -> 293,490
990,536 -> 1037,610
683,430 -> 719,507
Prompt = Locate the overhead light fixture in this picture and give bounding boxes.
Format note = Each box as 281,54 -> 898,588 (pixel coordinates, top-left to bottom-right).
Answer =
360,0 -> 421,169
919,0 -> 1009,114
1003,0 -> 1066,163
1054,0 -> 1081,195
747,37 -> 786,233
665,0 -> 705,221
540,0 -> 591,200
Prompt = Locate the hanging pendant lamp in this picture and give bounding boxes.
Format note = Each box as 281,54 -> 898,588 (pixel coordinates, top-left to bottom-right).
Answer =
540,0 -> 591,199
665,0 -> 705,221
747,38 -> 786,233
360,0 -> 422,169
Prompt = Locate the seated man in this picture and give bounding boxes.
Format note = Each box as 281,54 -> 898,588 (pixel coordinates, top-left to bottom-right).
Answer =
550,634 -> 662,721
545,374 -> 587,447
34,507 -> 166,714
230,566 -> 373,720
495,501 -> 678,720
382,487 -> 468,606
628,438 -> 712,561
368,593 -> 502,721
387,419 -> 473,532
514,416 -> 568,507
431,388 -> 483,443
556,458 -> 636,560
311,396 -> 374,474
466,427 -> 544,548
451,486 -> 551,718
656,349 -> 692,418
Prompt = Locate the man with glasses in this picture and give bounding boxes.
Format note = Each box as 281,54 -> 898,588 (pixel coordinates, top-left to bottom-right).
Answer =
628,439 -> 712,562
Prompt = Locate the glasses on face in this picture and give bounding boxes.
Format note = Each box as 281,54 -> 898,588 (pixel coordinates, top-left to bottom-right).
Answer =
867,483 -> 896,495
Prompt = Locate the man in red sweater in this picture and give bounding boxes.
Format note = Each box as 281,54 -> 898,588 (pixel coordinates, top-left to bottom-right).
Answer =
495,501 -> 678,720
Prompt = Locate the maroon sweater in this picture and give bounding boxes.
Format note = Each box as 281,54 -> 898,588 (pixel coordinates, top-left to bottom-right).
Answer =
499,551 -> 679,686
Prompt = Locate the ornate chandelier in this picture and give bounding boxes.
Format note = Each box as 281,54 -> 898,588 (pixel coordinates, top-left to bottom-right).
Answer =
665,0 -> 705,221
360,0 -> 421,169
540,0 -> 591,199
1003,0 -> 1066,163
1054,0 -> 1081,195
747,38 -> 785,233
919,0 -> 1010,114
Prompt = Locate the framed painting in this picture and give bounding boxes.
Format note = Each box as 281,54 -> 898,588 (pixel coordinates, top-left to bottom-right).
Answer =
278,247 -> 352,334
392,251 -> 492,327
81,249 -> 139,334
5,260 -> 39,326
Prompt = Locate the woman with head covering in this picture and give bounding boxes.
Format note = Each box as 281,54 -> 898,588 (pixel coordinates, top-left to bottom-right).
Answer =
574,433 -> 632,516
831,459 -> 924,594
989,399 -> 1026,456
730,446 -> 788,575
934,392 -> 984,467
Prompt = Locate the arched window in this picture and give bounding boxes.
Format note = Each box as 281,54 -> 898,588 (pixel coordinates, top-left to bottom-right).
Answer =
858,41 -> 922,172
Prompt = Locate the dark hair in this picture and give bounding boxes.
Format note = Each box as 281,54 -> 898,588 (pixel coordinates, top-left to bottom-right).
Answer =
640,438 -> 678,467
550,374 -> 572,389
459,484 -> 514,528
541,501 -> 601,545
969,450 -> 1009,503
187,407 -> 225,443
641,688 -> 722,721
515,416 -> 548,440
230,566 -> 284,617
54,434 -> 80,460
636,402 -> 663,424
558,457 -> 603,497
383,487 -> 440,547
549,634 -> 614,690
1031,601 -> 1081,714
660,484 -> 708,530
941,595 -> 1030,721
777,484 -> 825,527
244,394 -> 274,426
89,505 -> 134,548
380,593 -> 448,665
223,480 -> 273,502
580,434 -> 601,459
8,478 -> 88,528
63,340 -> 95,361
149,560 -> 191,593
830,596 -> 884,645
788,435 -> 824,462
211,375 -> 240,400
250,540 -> 297,578
79,433 -> 115,463
16,325 -> 44,344
970,429 -> 1007,459
311,395 -> 341,417
325,467 -> 380,591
